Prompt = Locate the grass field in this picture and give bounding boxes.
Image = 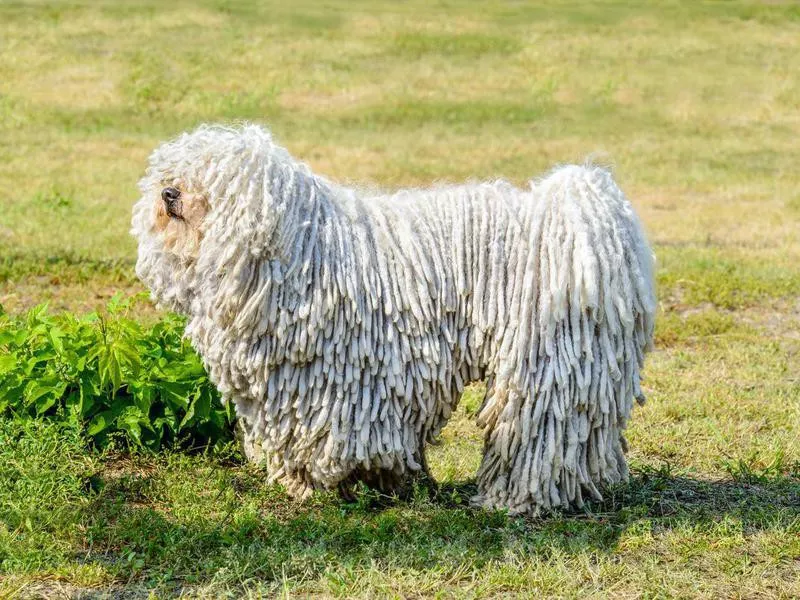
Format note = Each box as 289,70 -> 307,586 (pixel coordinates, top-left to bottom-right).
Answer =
1,0 -> 799,597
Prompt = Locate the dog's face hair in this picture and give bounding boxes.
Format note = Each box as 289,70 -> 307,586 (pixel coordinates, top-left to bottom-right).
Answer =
150,176 -> 210,259
131,127 -> 230,313
131,124 -> 298,314
136,133 -> 217,263
133,125 -> 296,263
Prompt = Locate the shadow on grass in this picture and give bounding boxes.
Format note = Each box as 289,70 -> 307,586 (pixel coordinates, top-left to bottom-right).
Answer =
75,462 -> 799,589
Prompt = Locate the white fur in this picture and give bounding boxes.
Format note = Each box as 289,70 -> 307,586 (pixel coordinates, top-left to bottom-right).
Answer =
131,124 -> 655,514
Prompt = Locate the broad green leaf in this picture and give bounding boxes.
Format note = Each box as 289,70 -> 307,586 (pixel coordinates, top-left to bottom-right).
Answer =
79,374 -> 98,417
35,390 -> 61,416
179,390 -> 200,430
25,381 -> 55,405
118,410 -> 143,444
194,388 -> 212,420
49,327 -> 65,353
0,329 -> 17,346
87,412 -> 110,436
160,381 -> 191,409
0,354 -> 17,374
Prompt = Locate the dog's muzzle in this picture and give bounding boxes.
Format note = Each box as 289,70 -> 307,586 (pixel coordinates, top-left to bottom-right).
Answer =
162,186 -> 182,218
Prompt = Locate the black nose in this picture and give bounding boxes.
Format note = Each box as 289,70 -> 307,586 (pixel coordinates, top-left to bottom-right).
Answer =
162,187 -> 181,204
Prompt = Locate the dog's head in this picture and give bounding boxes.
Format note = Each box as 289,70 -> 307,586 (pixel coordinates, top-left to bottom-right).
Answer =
132,124 -> 282,313
132,124 -> 323,317
133,126 -> 246,262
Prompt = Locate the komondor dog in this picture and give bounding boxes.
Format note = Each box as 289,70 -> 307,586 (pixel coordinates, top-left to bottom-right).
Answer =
131,124 -> 655,514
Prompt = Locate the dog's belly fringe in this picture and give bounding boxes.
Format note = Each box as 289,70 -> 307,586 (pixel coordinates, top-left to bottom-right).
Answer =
185,163 -> 654,513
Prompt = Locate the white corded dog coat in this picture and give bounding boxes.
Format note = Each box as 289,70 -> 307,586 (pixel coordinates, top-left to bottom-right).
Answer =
132,125 -> 655,514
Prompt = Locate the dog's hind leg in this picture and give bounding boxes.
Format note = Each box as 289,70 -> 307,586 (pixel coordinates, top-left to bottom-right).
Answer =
471,165 -> 655,515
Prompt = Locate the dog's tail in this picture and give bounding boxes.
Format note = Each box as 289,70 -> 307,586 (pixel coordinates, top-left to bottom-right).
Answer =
475,164 -> 656,514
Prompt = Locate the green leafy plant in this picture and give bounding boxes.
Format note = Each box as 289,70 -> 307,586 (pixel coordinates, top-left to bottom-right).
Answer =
0,297 -> 235,451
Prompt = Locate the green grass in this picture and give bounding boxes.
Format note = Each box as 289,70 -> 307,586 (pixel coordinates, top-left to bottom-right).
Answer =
1,0 -> 799,597
2,418 -> 798,598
